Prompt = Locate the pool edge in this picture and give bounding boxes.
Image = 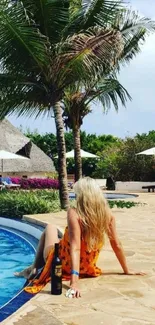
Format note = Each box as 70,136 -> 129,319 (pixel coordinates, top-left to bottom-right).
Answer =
0,218 -> 42,322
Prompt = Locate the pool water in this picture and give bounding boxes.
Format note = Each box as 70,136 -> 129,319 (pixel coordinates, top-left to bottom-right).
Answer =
0,227 -> 35,308
104,193 -> 137,199
69,192 -> 137,200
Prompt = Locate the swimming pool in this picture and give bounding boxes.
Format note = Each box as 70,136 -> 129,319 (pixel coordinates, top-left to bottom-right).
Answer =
0,227 -> 35,308
69,192 -> 138,200
0,218 -> 43,321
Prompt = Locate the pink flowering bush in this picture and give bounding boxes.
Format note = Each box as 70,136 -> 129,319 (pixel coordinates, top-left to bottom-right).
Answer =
11,177 -> 59,190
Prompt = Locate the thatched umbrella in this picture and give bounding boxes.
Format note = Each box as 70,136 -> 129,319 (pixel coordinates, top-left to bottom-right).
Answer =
0,119 -> 55,175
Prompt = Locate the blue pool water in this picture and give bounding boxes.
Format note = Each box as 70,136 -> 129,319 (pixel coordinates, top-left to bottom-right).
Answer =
0,227 -> 35,308
69,192 -> 137,200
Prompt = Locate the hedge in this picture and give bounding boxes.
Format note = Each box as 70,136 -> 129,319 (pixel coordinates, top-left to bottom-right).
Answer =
11,177 -> 59,190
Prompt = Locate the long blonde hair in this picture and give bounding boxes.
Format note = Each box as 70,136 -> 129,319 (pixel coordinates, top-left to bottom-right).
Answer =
74,177 -> 111,250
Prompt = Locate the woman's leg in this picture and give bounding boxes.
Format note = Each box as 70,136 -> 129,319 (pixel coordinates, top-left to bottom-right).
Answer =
14,224 -> 59,278
43,224 -> 59,261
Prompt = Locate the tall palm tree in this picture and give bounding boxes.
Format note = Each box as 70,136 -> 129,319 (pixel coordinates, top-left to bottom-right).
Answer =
0,0 -> 127,208
62,9 -> 155,181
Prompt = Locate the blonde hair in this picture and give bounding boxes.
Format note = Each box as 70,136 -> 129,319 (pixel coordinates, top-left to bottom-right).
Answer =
74,177 -> 111,250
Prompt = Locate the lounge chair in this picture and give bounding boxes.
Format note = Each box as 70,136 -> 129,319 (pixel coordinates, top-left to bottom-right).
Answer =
0,177 -> 20,189
142,185 -> 155,192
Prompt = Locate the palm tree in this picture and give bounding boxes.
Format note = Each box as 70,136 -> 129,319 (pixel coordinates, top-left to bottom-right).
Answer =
63,78 -> 131,180
0,0 -> 127,208
62,9 -> 155,181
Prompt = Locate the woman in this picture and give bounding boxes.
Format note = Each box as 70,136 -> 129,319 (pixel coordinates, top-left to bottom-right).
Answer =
15,177 -> 145,297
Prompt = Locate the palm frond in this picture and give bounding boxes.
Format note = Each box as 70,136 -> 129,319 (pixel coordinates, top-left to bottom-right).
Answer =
114,9 -> 155,66
86,78 -> 131,112
84,0 -> 122,29
0,1 -> 50,77
69,0 -> 82,16
120,29 -> 145,64
62,76 -> 131,130
54,27 -> 124,88
21,0 -> 70,43
64,0 -> 122,36
0,73 -> 53,119
116,9 -> 155,35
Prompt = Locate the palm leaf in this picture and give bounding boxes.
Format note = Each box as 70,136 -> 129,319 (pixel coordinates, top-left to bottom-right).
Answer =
0,83 -> 52,119
0,71 -> 53,119
90,78 -> 131,112
120,30 -> 145,64
84,0 -> 122,29
62,77 -> 130,130
114,9 -> 155,66
69,0 -> 82,15
54,27 -> 124,88
21,0 -> 70,43
64,0 -> 123,36
0,1 -> 50,77
117,9 -> 155,35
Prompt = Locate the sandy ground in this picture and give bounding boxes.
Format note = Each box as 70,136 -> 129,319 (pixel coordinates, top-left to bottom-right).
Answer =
2,192 -> 155,325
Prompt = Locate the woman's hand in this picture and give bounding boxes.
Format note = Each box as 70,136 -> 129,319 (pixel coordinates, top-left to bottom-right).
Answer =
124,269 -> 146,276
69,283 -> 81,298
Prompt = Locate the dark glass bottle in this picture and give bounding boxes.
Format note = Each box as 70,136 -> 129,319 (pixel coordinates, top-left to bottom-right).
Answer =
51,243 -> 62,295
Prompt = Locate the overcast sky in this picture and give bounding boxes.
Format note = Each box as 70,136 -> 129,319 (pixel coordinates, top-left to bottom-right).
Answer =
8,0 -> 155,138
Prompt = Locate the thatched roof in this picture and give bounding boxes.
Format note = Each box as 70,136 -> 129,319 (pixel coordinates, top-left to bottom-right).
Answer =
0,119 -> 55,173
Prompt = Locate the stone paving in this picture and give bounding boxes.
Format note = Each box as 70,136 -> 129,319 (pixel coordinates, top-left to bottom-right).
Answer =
2,193 -> 155,325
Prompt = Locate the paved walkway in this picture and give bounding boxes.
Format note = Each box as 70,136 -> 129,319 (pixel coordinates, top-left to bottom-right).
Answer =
2,193 -> 155,325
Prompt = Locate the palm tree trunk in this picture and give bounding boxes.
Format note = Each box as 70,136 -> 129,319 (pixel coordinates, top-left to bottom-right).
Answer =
53,102 -> 69,209
73,125 -> 82,181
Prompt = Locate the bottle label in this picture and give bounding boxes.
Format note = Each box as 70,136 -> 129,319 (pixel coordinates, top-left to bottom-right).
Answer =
55,265 -> 62,277
56,283 -> 62,290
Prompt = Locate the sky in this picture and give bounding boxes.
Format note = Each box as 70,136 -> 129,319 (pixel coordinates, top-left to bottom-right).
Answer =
8,0 -> 155,138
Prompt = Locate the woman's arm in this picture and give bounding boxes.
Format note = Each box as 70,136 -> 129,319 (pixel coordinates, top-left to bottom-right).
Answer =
67,208 -> 81,297
108,215 -> 145,275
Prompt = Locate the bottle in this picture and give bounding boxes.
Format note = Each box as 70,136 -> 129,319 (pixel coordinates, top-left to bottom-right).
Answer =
51,243 -> 62,295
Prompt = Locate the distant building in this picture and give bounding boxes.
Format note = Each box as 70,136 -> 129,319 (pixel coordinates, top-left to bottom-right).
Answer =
0,119 -> 55,177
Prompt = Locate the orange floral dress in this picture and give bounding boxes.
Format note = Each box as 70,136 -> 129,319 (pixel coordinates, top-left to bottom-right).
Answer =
25,226 -> 103,294
59,227 -> 102,277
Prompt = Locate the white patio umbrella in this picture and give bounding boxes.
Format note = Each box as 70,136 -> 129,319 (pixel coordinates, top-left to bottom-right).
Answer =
136,147 -> 155,156
56,149 -> 99,159
66,149 -> 99,159
0,150 -> 29,174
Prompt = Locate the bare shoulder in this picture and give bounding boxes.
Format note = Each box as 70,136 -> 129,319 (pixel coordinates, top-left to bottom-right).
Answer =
109,215 -> 115,227
67,207 -> 79,224
67,207 -> 81,236
67,207 -> 78,217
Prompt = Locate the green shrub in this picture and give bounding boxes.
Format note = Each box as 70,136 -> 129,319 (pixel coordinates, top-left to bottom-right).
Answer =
108,200 -> 139,209
0,189 -> 139,219
33,190 -> 59,200
0,190 -> 60,218
69,199 -> 139,210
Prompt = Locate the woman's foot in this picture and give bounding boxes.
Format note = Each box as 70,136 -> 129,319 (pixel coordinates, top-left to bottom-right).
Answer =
14,265 -> 37,279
